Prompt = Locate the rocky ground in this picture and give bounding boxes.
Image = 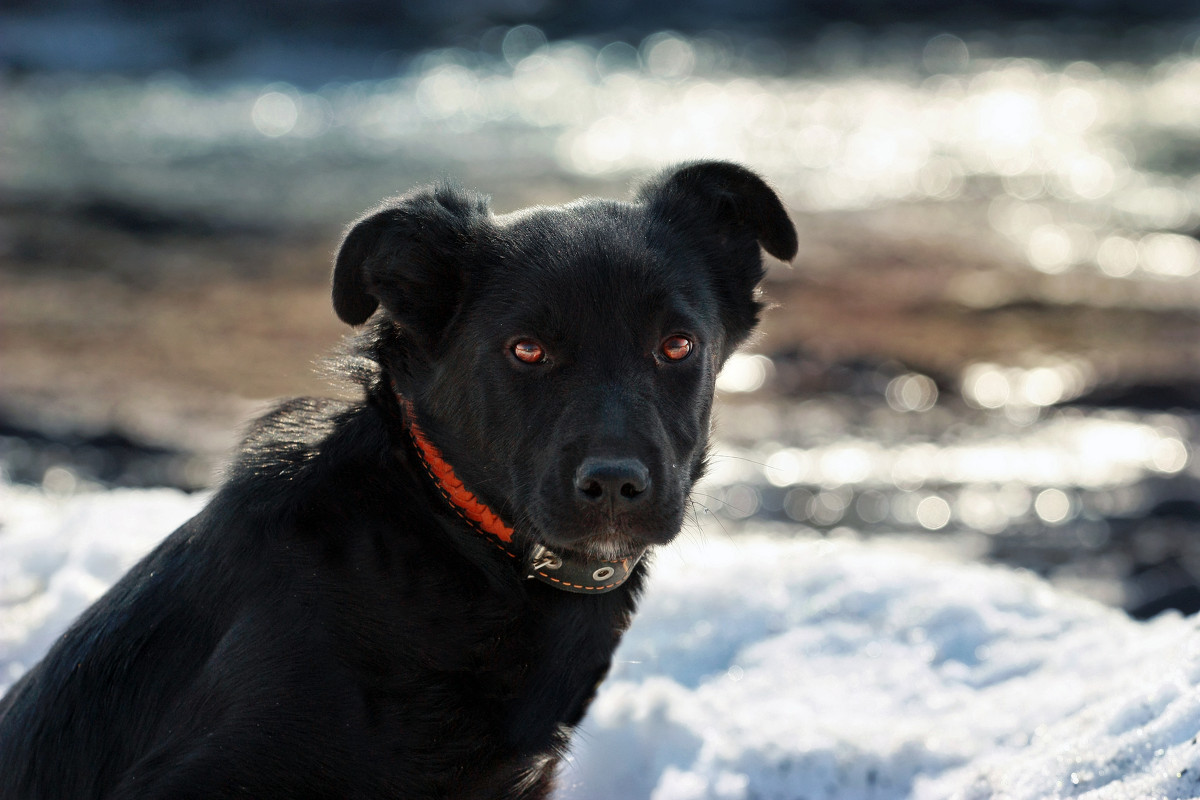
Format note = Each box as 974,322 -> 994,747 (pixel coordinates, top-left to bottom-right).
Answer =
3,184 -> 1198,618
3,192 -> 1196,465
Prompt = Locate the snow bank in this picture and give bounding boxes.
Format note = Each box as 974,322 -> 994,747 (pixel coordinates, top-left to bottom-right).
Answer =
0,482 -> 208,688
2,482 -> 1198,799
559,532 -> 1200,800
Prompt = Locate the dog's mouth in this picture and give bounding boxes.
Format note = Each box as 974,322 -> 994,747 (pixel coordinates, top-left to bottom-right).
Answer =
566,527 -> 646,561
529,511 -> 682,562
521,460 -> 693,563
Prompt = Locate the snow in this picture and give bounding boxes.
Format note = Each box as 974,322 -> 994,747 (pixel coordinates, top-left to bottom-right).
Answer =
2,481 -> 1199,799
559,534 -> 1200,799
0,482 -> 208,687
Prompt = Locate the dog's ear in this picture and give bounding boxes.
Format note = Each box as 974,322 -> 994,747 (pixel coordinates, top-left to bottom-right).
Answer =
636,160 -> 797,263
638,161 -> 797,353
332,182 -> 490,341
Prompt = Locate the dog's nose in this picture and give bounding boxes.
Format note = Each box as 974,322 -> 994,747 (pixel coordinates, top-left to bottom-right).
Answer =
574,458 -> 650,508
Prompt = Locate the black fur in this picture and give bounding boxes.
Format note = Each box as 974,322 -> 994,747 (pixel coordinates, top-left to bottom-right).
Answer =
0,161 -> 796,799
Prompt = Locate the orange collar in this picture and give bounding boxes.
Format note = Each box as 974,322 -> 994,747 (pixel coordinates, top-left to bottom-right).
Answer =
397,394 -> 643,594
401,398 -> 515,544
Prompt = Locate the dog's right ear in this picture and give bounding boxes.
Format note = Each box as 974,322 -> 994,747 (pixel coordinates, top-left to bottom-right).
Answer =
332,182 -> 490,341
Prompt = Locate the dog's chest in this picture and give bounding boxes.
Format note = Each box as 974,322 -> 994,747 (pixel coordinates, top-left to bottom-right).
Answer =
346,573 -> 623,729
336,591 -> 624,797
459,595 -> 623,733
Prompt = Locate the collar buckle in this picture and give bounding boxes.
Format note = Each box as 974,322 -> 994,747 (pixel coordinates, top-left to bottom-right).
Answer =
528,544 -> 564,573
524,544 -> 645,594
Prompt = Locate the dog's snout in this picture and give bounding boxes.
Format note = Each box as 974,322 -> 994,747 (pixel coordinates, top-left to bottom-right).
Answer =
574,458 -> 650,508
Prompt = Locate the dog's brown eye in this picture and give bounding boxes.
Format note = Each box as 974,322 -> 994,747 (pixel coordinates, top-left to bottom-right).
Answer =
512,340 -> 546,364
660,336 -> 693,362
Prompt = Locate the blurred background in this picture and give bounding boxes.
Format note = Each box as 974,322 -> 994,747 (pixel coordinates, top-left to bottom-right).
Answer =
1,0 -> 1198,618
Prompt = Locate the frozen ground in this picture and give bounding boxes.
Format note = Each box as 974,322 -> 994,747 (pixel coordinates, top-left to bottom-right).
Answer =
2,479 -> 1199,799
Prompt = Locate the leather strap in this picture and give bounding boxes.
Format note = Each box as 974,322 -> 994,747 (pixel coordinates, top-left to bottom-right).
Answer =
525,544 -> 643,594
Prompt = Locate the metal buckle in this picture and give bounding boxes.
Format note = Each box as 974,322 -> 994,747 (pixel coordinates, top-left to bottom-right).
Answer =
528,544 -> 563,575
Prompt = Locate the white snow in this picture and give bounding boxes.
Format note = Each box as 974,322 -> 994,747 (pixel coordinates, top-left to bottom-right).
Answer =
0,481 -> 208,687
559,533 -> 1200,799
2,480 -> 1199,799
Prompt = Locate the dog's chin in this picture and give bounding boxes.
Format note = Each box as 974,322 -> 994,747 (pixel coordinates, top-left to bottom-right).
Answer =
570,530 -> 646,561
536,520 -> 679,561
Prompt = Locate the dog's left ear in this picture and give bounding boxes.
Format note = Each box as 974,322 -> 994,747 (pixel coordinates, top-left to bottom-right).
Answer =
638,161 -> 798,351
638,160 -> 797,262
332,182 -> 490,345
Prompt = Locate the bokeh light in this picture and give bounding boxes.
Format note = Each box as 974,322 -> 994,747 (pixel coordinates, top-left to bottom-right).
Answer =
7,23 -> 1200,307
717,354 -> 773,394
3,20 -> 1198,620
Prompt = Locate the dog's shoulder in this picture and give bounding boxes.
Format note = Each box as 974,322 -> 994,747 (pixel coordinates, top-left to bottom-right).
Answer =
231,395 -> 368,477
217,394 -> 400,509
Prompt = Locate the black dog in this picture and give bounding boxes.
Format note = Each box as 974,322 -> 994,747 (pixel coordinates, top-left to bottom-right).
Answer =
0,161 -> 796,799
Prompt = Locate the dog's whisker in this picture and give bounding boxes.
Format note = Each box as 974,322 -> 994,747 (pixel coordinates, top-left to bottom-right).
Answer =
688,491 -> 755,516
706,452 -> 776,470
687,496 -> 737,542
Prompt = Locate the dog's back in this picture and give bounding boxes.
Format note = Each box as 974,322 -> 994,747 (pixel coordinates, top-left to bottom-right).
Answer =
0,401 -> 391,796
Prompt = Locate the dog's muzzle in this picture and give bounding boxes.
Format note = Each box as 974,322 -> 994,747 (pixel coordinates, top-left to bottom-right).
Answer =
397,391 -> 645,594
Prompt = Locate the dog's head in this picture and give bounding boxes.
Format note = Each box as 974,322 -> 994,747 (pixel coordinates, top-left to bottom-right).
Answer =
332,161 -> 796,561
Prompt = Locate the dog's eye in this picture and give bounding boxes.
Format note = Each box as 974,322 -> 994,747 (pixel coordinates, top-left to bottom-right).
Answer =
660,335 -> 693,362
511,340 -> 547,364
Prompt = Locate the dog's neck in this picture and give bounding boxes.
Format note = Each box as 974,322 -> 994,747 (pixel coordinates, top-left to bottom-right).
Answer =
395,393 -> 643,594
